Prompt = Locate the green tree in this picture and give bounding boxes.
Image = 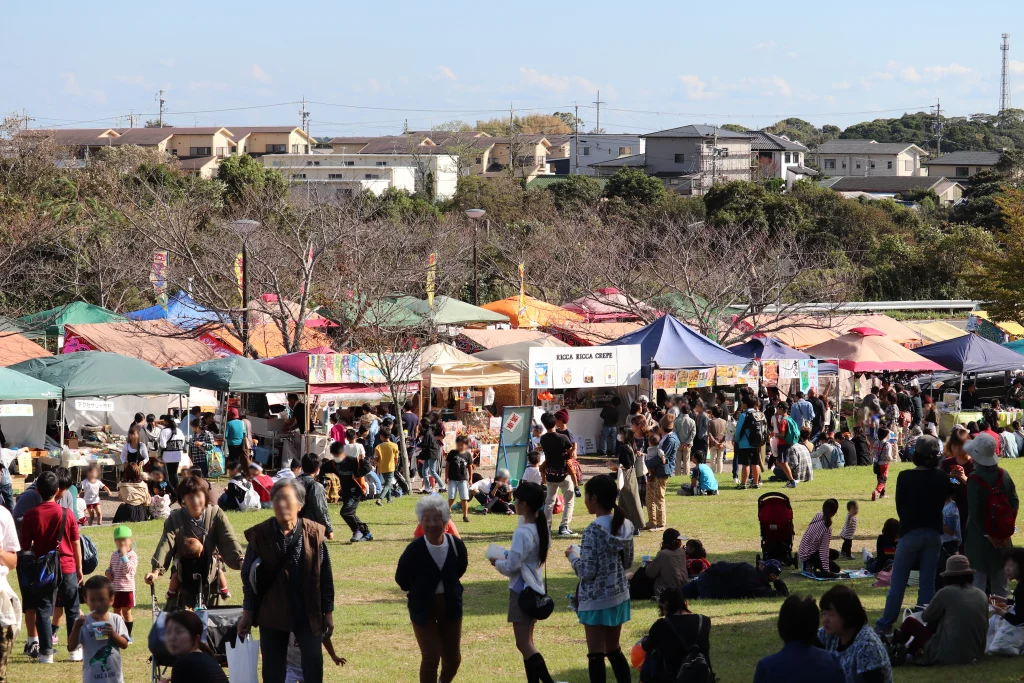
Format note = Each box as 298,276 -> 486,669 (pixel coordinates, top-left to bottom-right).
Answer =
216,154 -> 286,204
367,187 -> 440,222
703,181 -> 804,234
602,167 -> 665,206
720,124 -> 748,133
973,187 -> 1024,323
546,174 -> 603,212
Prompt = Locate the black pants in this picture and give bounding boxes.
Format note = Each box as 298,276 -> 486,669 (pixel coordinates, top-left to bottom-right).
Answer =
841,538 -> 853,556
803,549 -> 841,575
261,623 -> 323,683
629,565 -> 655,600
165,463 -> 179,495
340,496 -> 369,536
35,572 -> 80,656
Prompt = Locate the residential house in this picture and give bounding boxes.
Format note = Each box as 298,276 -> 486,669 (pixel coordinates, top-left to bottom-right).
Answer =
569,133 -> 646,175
485,135 -> 554,181
638,125 -> 754,194
818,176 -> 963,204
922,150 -> 1001,180
262,152 -> 458,200
227,126 -> 313,156
329,133 -> 496,176
814,139 -> 928,177
747,131 -> 808,179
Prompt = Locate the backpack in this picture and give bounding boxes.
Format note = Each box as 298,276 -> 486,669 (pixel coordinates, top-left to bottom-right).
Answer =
80,534 -> 99,575
319,473 -> 341,504
743,410 -> 768,450
782,417 -> 800,446
663,615 -> 712,683
971,469 -> 1017,541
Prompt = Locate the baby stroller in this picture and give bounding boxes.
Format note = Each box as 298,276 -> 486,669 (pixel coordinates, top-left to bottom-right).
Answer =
148,583 -> 242,683
755,491 -> 799,568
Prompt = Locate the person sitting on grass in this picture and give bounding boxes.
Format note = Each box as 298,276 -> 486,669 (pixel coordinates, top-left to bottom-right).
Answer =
817,585 -> 892,683
798,499 -> 841,578
678,450 -> 719,496
681,558 -> 789,600
638,587 -> 713,683
865,518 -> 900,574
990,549 -> 1024,628
630,528 -> 689,601
889,554 -> 988,667
754,595 -> 844,683
779,426 -> 814,485
685,539 -> 711,577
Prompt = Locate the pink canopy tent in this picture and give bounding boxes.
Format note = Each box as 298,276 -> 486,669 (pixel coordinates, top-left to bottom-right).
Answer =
563,288 -> 653,322
804,327 -> 947,373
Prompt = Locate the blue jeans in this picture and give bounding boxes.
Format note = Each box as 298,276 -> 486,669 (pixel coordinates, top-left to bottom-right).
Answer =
423,458 -> 444,491
600,426 -> 618,455
35,572 -> 80,656
876,528 -> 941,631
380,471 -> 396,501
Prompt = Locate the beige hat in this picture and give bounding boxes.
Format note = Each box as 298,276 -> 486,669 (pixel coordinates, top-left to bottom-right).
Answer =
940,554 -> 975,578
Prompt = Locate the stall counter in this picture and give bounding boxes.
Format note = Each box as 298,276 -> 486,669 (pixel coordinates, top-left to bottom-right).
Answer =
938,411 -> 983,439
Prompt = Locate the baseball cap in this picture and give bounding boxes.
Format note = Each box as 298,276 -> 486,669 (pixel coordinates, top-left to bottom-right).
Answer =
965,432 -> 999,466
661,528 -> 687,544
761,559 -> 784,576
113,525 -> 133,540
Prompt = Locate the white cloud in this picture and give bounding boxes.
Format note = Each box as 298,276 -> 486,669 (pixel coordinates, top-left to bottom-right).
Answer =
61,71 -> 106,103
824,94 -> 836,104
250,64 -> 272,84
519,67 -> 595,92
900,66 -> 921,82
678,74 -> 717,100
771,77 -> 792,98
189,80 -> 227,91
437,66 -> 457,81
832,81 -> 850,90
1011,60 -> 1024,74
751,41 -> 776,51
922,63 -> 976,79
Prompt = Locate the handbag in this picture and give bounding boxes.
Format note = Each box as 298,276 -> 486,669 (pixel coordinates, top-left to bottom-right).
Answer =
517,560 -> 555,620
17,508 -> 67,593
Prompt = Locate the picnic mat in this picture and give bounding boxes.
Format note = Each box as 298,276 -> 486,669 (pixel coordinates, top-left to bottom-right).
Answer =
795,569 -> 874,581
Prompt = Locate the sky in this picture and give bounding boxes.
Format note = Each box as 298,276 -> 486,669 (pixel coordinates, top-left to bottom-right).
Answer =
3,0 -> 1024,138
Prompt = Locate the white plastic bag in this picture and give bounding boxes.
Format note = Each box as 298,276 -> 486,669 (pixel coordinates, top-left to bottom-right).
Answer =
225,635 -> 260,683
986,613 -> 1024,656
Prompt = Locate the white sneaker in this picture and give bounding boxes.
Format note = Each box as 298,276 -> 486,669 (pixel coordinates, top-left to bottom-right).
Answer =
69,647 -> 83,662
733,477 -> 740,484
37,654 -> 54,664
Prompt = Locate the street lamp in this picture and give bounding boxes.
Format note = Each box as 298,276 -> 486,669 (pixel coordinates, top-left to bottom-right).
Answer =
230,219 -> 260,358
464,209 -> 487,306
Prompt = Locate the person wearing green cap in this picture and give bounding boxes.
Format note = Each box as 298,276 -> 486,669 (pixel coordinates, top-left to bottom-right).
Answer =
104,525 -> 138,637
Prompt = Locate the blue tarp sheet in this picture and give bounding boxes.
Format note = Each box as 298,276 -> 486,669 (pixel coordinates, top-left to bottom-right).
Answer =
916,334 -> 1024,374
127,291 -> 224,329
728,337 -> 811,360
606,314 -> 747,376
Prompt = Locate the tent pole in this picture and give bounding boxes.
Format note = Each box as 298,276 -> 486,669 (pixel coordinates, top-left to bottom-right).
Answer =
304,383 -> 311,453
59,398 -> 65,448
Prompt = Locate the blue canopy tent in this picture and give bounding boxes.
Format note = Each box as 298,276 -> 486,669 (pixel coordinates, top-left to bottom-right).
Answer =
916,334 -> 1024,374
127,291 -> 224,330
727,336 -> 811,360
606,314 -> 747,376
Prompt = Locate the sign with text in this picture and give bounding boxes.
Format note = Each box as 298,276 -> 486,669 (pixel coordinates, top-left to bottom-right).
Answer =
308,352 -> 421,385
528,344 -> 641,389
74,399 -> 114,412
0,405 -> 33,417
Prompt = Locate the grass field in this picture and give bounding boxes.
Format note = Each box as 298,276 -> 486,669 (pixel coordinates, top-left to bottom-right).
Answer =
9,461 -> 1024,682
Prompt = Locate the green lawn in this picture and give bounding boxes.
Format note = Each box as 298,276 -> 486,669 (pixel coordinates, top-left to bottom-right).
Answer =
10,461 -> 1024,682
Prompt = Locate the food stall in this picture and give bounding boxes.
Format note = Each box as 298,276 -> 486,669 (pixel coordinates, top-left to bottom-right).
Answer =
0,367 -> 62,484
527,344 -> 643,453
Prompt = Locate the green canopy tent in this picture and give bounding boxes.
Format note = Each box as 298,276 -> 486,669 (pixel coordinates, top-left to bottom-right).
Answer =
0,367 -> 62,400
0,316 -> 21,334
17,301 -> 126,340
396,295 -> 510,326
168,356 -> 306,393
323,297 -> 425,330
0,368 -> 62,449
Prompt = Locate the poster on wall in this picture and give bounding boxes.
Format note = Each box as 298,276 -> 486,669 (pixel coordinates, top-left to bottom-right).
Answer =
798,359 -> 819,393
652,369 -> 667,391
762,360 -> 779,387
778,360 -> 800,382
308,353 -> 421,385
738,360 -> 761,386
529,345 -> 641,389
716,365 -> 741,386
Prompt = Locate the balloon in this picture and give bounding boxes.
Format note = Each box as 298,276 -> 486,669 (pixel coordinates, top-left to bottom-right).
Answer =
631,640 -> 645,670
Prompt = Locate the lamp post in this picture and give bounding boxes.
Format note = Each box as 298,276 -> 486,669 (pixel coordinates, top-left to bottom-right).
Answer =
464,208 -> 486,306
231,219 -> 260,358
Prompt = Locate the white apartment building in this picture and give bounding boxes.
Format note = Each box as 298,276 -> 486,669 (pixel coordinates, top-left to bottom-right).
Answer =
570,134 -> 646,175
262,152 -> 458,200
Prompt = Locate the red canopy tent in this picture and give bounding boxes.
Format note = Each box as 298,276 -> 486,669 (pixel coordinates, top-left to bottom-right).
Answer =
804,327 -> 946,373
562,288 -> 653,322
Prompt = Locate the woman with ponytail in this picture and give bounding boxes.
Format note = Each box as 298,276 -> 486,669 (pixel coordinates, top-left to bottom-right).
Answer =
566,474 -> 635,683
492,481 -> 555,683
158,415 -> 187,493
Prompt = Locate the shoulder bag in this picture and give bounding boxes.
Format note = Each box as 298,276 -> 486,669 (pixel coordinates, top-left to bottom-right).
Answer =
517,555 -> 555,620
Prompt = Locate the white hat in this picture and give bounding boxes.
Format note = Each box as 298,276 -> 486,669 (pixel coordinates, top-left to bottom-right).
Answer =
249,462 -> 264,473
965,432 -> 999,466
638,395 -> 650,403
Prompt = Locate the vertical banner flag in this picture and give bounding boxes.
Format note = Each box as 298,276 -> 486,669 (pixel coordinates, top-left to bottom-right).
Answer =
234,253 -> 244,297
426,253 -> 436,308
151,250 -> 168,310
518,262 -> 528,324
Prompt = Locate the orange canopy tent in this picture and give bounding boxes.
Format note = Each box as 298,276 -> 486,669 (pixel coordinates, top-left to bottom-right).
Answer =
199,323 -> 332,359
62,320 -> 218,368
481,296 -> 583,329
805,327 -> 946,373
0,331 -> 51,367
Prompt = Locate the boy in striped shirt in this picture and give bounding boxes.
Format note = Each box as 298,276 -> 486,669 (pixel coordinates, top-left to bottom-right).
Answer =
839,500 -> 858,560
104,525 -> 138,637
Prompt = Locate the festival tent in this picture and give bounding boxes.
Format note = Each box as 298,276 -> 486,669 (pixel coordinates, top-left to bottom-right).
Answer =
727,336 -> 812,360
247,294 -> 333,328
562,288 -> 654,322
11,351 -> 191,398
420,343 -> 521,387
396,295 -> 510,326
17,301 -> 125,339
481,296 -> 584,329
904,321 -> 968,344
199,324 -> 332,359
127,291 -> 224,329
62,320 -> 218,368
0,367 -> 62,400
804,327 -> 946,373
472,336 -> 569,366
835,314 -> 925,348
260,346 -> 335,382
0,332 -> 51,367
547,321 -> 644,347
914,334 -> 1024,374
970,311 -> 1024,344
605,314 -> 748,376
734,315 -> 839,349
0,367 -> 62,448
1004,338 -> 1024,355
456,329 -> 551,354
169,356 -> 306,393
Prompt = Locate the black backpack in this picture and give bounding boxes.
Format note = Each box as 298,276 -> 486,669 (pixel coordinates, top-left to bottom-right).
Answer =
664,616 -> 712,683
743,410 -> 768,450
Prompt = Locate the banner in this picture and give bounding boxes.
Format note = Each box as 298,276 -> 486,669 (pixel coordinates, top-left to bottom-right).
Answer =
426,253 -> 436,308
74,399 -> 114,412
529,345 -> 641,389
234,253 -> 244,297
762,360 -> 779,387
715,365 -> 742,386
798,359 -> 819,393
778,359 -> 800,382
0,405 -> 33,417
308,353 -> 422,385
151,250 -> 168,310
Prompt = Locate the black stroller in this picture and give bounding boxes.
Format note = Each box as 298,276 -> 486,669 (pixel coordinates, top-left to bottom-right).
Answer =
147,583 -> 242,682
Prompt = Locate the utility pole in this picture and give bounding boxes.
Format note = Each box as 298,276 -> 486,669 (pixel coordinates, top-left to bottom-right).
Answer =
18,109 -> 33,130
299,96 -> 311,146
1001,33 -> 1012,114
931,97 -> 944,155
155,89 -> 166,128
592,90 -> 605,133
711,126 -> 718,189
573,102 -> 579,174
128,109 -> 138,128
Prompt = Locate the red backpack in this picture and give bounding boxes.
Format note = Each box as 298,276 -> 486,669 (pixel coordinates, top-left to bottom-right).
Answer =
971,469 -> 1017,541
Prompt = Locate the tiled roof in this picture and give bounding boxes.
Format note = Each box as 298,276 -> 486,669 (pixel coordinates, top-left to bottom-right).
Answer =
788,165 -> 819,176
747,130 -> 807,152
923,151 -> 1001,166
588,153 -> 646,167
108,128 -> 177,145
816,139 -> 925,155
328,136 -> 376,147
26,128 -> 121,146
643,124 -> 754,139
823,176 -> 957,193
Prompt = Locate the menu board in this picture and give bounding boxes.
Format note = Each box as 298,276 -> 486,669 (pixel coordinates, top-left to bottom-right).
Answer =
762,360 -> 779,387
529,345 -> 641,389
308,352 -> 421,385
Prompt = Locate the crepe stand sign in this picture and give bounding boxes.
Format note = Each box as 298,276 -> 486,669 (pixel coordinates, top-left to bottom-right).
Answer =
739,360 -> 761,390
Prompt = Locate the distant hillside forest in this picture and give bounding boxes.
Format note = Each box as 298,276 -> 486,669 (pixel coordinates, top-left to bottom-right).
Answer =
764,110 -> 1024,153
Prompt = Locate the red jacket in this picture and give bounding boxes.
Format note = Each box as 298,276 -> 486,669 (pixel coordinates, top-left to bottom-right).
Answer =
20,501 -> 80,575
252,474 -> 274,503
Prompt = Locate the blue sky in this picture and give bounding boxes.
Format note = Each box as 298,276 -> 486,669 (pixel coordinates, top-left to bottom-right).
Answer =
3,0 -> 1022,137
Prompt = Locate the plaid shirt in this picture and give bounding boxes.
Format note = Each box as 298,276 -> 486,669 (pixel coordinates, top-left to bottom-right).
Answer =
788,443 -> 814,482
189,430 -> 214,466
798,512 -> 832,569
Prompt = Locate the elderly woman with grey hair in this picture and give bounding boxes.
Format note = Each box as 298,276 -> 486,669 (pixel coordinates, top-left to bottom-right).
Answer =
471,469 -> 516,514
238,477 -> 335,683
396,495 -> 469,683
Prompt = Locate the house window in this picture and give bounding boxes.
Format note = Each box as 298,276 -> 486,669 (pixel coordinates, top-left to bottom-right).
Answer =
364,173 -> 379,179
582,146 -> 591,156
841,161 -> 847,168
345,161 -> 355,166
785,152 -> 791,163
674,153 -> 685,163
190,147 -> 211,156
291,144 -> 299,153
306,160 -> 321,166
171,149 -> 177,156
475,157 -> 482,164
904,160 -> 912,171
669,178 -> 679,185
955,167 -> 969,177
266,144 -> 286,154
375,161 -> 387,166
824,159 -> 836,170
855,161 -> 862,169
618,146 -> 631,156
887,161 -> 893,169
976,167 -> 982,174
216,147 -> 227,157
293,173 -> 306,179
328,173 -> 345,179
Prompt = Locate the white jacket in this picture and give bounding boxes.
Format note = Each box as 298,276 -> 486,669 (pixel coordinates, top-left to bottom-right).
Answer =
0,576 -> 22,633
495,519 -> 545,595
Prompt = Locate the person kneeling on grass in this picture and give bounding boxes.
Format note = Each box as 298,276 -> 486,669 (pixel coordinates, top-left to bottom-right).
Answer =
678,451 -> 719,496
797,499 -> 841,578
